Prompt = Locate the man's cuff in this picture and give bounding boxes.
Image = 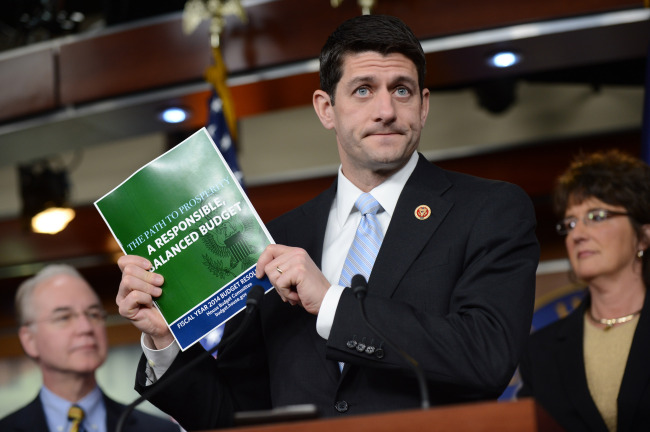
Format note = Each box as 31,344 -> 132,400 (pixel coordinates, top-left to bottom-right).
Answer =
141,333 -> 180,384
316,285 -> 346,340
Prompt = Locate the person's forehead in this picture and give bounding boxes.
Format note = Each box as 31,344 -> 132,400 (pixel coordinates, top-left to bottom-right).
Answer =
32,274 -> 99,313
340,51 -> 417,76
565,196 -> 625,214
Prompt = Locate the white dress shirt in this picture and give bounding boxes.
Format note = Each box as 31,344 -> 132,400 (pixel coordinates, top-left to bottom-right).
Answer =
316,151 -> 417,339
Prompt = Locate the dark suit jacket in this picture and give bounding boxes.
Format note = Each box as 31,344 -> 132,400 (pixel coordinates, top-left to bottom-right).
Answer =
0,390 -> 180,432
137,154 -> 539,431
518,292 -> 650,432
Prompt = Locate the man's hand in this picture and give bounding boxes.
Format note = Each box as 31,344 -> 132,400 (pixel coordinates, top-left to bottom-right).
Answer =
256,244 -> 330,315
116,255 -> 174,349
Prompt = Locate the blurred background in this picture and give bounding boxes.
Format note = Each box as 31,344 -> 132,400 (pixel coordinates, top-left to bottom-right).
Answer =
0,0 -> 648,417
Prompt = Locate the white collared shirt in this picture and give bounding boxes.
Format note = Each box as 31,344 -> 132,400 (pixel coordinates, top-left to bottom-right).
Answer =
316,151 -> 418,339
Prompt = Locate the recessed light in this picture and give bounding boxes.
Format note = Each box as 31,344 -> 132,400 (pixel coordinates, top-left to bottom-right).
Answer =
160,107 -> 189,124
488,51 -> 521,68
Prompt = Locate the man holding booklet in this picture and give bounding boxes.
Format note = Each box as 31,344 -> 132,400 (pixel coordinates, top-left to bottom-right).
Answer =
116,14 -> 539,430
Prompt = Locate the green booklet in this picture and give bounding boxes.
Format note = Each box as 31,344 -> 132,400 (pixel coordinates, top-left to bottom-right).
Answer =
94,128 -> 273,351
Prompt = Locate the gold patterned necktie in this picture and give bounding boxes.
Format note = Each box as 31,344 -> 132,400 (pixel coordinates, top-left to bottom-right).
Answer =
68,405 -> 85,432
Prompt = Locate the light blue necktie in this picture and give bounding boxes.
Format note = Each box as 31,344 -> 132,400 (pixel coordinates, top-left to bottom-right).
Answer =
339,193 -> 384,288
337,193 -> 383,372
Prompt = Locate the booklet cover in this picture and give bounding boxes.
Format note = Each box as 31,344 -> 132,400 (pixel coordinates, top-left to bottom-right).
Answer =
95,128 -> 274,351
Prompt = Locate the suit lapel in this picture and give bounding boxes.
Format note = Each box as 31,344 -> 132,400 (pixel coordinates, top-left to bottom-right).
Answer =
617,292 -> 650,431
16,396 -> 49,432
370,155 -> 452,299
104,393 -> 122,432
555,300 -> 608,432
283,182 -> 341,383
282,181 -> 335,269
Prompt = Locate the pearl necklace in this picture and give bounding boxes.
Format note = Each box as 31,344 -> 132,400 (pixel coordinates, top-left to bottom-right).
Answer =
589,308 -> 642,331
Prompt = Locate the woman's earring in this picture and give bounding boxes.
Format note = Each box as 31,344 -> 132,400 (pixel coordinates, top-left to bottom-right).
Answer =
638,250 -> 645,259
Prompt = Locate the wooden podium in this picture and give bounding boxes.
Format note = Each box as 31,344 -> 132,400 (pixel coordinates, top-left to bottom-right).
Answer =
209,398 -> 563,432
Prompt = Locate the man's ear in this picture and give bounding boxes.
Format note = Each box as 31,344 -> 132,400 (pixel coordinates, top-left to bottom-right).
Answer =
19,325 -> 39,359
420,88 -> 430,128
313,90 -> 335,130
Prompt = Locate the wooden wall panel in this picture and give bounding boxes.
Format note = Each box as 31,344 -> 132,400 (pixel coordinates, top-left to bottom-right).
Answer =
58,18 -> 213,105
0,48 -> 57,122
231,72 -> 319,118
379,0 -> 641,38
220,0 -> 641,73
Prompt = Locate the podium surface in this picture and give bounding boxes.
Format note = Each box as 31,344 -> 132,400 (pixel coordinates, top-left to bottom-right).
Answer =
210,398 -> 563,432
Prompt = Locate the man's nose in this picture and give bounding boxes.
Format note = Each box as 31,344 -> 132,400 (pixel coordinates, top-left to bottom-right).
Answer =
373,90 -> 397,122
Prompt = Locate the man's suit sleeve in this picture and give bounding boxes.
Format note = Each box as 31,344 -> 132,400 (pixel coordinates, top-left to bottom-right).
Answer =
132,344 -> 237,430
327,179 -> 539,397
132,312 -> 271,431
103,394 -> 181,432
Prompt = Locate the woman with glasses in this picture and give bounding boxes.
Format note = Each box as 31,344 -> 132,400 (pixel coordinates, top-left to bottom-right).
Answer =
518,149 -> 650,432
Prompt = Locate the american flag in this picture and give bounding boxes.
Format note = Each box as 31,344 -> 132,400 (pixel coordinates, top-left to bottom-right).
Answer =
206,89 -> 244,186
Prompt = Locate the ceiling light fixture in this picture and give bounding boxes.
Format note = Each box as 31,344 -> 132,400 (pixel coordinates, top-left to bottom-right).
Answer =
488,51 -> 521,68
18,160 -> 76,234
160,107 -> 190,124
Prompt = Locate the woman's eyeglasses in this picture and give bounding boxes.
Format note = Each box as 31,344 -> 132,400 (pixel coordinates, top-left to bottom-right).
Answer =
556,209 -> 630,235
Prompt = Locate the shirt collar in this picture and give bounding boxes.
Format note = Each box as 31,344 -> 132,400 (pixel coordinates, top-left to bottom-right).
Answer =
335,151 -> 419,225
40,385 -> 103,431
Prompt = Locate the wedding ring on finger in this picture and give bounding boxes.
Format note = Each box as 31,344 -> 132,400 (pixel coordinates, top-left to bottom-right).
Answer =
276,266 -> 283,275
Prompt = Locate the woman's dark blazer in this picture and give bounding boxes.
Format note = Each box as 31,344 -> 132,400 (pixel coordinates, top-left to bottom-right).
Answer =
518,292 -> 650,432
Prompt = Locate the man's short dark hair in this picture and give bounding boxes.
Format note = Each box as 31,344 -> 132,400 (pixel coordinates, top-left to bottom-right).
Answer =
319,14 -> 426,104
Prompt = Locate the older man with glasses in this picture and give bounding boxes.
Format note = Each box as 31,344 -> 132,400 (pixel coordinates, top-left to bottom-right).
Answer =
0,264 -> 180,432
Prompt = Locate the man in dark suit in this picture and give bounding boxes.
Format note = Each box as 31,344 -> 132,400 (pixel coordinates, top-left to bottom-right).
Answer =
116,14 -> 539,431
0,264 -> 180,432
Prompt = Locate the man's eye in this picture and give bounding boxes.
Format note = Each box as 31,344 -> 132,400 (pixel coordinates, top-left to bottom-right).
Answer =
356,88 -> 369,96
395,87 -> 410,96
87,311 -> 106,322
53,313 -> 73,324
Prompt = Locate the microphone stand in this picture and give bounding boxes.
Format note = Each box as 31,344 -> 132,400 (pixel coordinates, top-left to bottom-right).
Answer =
351,274 -> 430,409
115,285 -> 265,432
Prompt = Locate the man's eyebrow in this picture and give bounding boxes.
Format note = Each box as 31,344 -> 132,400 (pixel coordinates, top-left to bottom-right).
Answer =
346,76 -> 376,87
345,75 -> 417,88
391,75 -> 418,87
50,304 -> 103,314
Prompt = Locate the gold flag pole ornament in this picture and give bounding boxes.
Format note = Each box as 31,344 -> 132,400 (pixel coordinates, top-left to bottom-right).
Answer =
182,0 -> 246,142
183,0 -> 246,47
331,0 -> 377,15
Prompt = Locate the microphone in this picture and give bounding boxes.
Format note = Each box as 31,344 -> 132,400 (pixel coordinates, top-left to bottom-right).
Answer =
351,274 -> 430,410
115,285 -> 266,432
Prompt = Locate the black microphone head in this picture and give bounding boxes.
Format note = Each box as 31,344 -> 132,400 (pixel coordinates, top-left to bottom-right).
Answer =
246,285 -> 265,308
351,274 -> 368,299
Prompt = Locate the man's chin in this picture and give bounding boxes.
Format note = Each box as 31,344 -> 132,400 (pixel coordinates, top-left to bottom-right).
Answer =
71,360 -> 103,374
369,157 -> 408,175
71,352 -> 106,368
372,148 -> 414,165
